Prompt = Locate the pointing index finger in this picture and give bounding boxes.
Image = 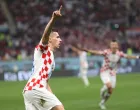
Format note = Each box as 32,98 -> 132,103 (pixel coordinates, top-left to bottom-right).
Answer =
59,5 -> 62,12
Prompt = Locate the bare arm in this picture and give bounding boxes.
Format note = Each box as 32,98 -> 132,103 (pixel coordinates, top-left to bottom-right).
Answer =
71,46 -> 81,55
78,48 -> 103,56
41,6 -> 62,45
125,55 -> 140,59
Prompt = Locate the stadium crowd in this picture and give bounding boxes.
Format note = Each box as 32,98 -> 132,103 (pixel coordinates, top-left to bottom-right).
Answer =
0,0 -> 140,61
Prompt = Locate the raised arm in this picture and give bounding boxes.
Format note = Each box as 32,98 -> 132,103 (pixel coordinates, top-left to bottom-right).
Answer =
41,6 -> 62,45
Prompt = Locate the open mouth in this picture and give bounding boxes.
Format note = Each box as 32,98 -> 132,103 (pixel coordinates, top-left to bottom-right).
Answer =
58,43 -> 60,47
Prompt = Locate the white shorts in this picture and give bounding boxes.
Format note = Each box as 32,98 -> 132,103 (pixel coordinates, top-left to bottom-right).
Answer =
100,70 -> 116,88
23,89 -> 62,110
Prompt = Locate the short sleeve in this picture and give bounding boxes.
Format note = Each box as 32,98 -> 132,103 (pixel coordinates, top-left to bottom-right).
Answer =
35,42 -> 48,52
119,51 -> 127,58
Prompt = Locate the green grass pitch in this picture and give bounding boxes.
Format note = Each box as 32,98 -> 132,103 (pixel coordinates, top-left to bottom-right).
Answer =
0,73 -> 140,110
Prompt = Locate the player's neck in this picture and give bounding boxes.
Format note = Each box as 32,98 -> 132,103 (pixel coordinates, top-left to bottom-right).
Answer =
112,50 -> 117,54
110,49 -> 117,54
112,52 -> 116,54
48,43 -> 55,51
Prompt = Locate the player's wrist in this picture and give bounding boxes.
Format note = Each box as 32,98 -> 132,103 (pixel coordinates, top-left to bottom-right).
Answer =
52,15 -> 57,19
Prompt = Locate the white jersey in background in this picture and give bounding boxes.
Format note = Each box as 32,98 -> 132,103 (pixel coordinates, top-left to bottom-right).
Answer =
79,51 -> 90,86
23,42 -> 55,92
79,51 -> 88,69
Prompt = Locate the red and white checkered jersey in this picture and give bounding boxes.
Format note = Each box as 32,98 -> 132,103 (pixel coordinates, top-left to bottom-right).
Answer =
100,49 -> 127,75
23,42 -> 55,91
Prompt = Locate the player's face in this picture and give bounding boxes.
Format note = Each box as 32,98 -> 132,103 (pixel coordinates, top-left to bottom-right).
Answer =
50,32 -> 62,48
110,42 -> 118,53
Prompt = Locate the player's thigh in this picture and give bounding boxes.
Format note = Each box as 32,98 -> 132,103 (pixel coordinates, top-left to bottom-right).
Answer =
24,90 -> 45,110
100,71 -> 111,85
23,93 -> 38,110
111,75 -> 116,88
24,89 -> 63,110
25,103 -> 38,110
41,89 -> 63,110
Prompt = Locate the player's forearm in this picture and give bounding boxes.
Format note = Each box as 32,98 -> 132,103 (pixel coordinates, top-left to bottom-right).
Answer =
126,55 -> 140,59
71,46 -> 79,53
86,50 -> 102,55
78,48 -> 99,55
77,48 -> 88,52
44,17 -> 55,36
42,17 -> 56,44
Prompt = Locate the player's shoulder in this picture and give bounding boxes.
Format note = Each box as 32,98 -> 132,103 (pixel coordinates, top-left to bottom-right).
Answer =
116,50 -> 126,57
116,50 -> 124,54
35,41 -> 49,52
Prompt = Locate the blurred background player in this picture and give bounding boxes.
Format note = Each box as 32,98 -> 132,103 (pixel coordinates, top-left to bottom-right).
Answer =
78,40 -> 140,109
23,6 -> 65,110
71,44 -> 90,87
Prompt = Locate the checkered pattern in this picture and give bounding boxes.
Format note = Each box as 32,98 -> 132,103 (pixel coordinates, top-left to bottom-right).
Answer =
118,51 -> 127,57
24,43 -> 54,91
100,49 -> 126,75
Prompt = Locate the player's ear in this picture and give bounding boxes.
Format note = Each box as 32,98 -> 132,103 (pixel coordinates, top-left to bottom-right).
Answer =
48,37 -> 52,43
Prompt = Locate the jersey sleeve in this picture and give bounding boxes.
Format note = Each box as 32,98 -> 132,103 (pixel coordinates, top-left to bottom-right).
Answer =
35,42 -> 48,52
119,51 -> 127,58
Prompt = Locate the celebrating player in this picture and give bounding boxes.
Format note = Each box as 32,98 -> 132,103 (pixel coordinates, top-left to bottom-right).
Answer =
78,40 -> 139,109
23,6 -> 65,110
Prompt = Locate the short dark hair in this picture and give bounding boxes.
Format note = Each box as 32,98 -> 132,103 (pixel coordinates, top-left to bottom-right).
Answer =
111,39 -> 117,42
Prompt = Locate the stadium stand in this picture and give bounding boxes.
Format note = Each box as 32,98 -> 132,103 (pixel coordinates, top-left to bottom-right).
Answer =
0,0 -> 140,61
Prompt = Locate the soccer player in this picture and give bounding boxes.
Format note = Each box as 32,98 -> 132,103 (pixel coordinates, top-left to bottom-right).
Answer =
71,45 -> 90,87
78,40 -> 140,109
23,6 -> 65,110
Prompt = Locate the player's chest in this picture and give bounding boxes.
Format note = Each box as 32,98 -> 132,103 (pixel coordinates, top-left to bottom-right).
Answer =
107,54 -> 120,63
35,50 -> 54,65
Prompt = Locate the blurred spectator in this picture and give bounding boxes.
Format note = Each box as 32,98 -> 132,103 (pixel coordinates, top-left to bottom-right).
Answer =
0,0 -> 140,61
